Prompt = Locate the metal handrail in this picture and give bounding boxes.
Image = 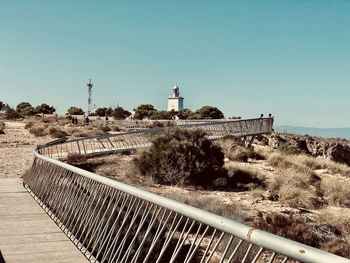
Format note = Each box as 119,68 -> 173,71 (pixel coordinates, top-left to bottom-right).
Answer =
37,118 -> 274,159
23,117 -> 350,263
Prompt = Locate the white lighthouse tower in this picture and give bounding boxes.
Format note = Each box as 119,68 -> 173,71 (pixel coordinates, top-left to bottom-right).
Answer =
167,85 -> 184,112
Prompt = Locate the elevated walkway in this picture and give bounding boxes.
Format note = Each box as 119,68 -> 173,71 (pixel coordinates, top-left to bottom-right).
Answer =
0,178 -> 88,263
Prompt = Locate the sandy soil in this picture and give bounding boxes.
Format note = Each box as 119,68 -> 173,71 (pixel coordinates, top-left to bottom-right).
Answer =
0,121 -> 48,178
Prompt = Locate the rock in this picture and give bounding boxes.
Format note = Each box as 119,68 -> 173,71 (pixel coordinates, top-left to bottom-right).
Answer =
259,133 -> 350,166
326,143 -> 350,165
213,177 -> 227,187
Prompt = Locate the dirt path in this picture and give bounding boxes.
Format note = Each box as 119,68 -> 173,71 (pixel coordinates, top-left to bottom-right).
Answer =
0,121 -> 48,178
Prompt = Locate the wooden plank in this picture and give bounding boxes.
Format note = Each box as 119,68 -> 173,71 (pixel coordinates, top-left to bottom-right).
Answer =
2,240 -> 80,255
0,178 -> 88,263
4,251 -> 88,263
0,232 -> 69,245
0,213 -> 50,222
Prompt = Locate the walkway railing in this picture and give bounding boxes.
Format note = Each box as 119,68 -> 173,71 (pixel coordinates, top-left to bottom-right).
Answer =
36,118 -> 273,159
23,118 -> 350,263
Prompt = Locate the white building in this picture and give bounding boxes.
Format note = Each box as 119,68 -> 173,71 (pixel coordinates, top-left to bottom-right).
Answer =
167,85 -> 184,112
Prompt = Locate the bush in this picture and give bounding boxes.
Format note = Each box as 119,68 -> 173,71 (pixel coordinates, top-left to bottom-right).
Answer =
66,153 -> 87,165
133,128 -> 226,186
100,125 -> 111,133
29,126 -> 47,137
112,126 -> 120,132
226,164 -> 266,190
218,137 -> 264,162
51,130 -> 68,139
0,121 -> 4,134
148,121 -> 164,128
252,212 -> 330,248
25,121 -> 34,129
5,106 -> 21,119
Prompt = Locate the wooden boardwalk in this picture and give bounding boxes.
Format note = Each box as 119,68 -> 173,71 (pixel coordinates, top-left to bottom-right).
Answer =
0,178 -> 88,263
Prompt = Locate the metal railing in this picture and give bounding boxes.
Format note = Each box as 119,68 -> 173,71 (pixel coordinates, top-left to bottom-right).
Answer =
36,118 -> 273,159
22,117 -> 350,263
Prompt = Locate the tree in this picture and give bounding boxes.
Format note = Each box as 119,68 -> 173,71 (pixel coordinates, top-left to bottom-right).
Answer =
112,106 -> 131,120
194,106 -> 224,119
4,105 -> 21,119
149,110 -> 172,120
16,102 -> 37,116
133,129 -> 226,186
95,107 -> 107,117
105,107 -> 113,117
177,109 -> 193,120
67,106 -> 84,115
133,104 -> 157,120
0,101 -> 4,111
35,103 -> 56,115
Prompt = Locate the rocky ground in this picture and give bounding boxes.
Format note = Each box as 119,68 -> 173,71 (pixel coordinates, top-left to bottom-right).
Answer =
261,133 -> 350,166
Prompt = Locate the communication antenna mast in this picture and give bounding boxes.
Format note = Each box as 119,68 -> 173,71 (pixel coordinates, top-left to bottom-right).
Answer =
87,79 -> 93,115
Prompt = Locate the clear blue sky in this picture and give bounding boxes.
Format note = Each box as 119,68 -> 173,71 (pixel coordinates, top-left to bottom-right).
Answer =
0,0 -> 349,128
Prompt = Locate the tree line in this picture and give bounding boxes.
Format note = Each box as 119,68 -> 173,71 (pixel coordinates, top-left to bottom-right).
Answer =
0,101 -> 56,119
0,100 -> 229,120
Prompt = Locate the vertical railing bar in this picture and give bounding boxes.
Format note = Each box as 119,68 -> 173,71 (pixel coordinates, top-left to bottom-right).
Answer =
204,231 -> 225,263
185,225 -> 210,263
226,239 -> 244,263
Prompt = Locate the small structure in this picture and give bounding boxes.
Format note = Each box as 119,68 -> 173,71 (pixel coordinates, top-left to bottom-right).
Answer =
167,85 -> 184,112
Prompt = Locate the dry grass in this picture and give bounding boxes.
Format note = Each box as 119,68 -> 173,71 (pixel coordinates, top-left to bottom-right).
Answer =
320,177 -> 350,207
266,152 -> 312,174
297,155 -> 350,176
318,207 -> 350,241
225,162 -> 266,190
164,190 -> 249,223
250,211 -> 350,258
28,124 -> 69,138
251,212 -> 325,247
216,136 -> 264,162
268,168 -> 320,209
257,145 -> 350,177
317,207 -> 350,258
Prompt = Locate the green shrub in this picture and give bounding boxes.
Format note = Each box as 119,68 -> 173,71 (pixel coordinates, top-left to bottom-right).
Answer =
5,106 -> 21,119
133,128 -> 226,186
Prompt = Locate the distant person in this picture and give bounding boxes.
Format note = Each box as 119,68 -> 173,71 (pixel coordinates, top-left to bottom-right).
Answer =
268,113 -> 274,118
260,114 -> 264,118
85,116 -> 90,126
105,115 -> 109,124
71,116 -> 74,125
75,116 -> 78,126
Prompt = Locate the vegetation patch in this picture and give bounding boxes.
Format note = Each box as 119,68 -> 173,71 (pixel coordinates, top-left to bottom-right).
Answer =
216,136 -> 264,162
267,168 -> 321,209
133,128 -> 226,186
0,121 -> 5,134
